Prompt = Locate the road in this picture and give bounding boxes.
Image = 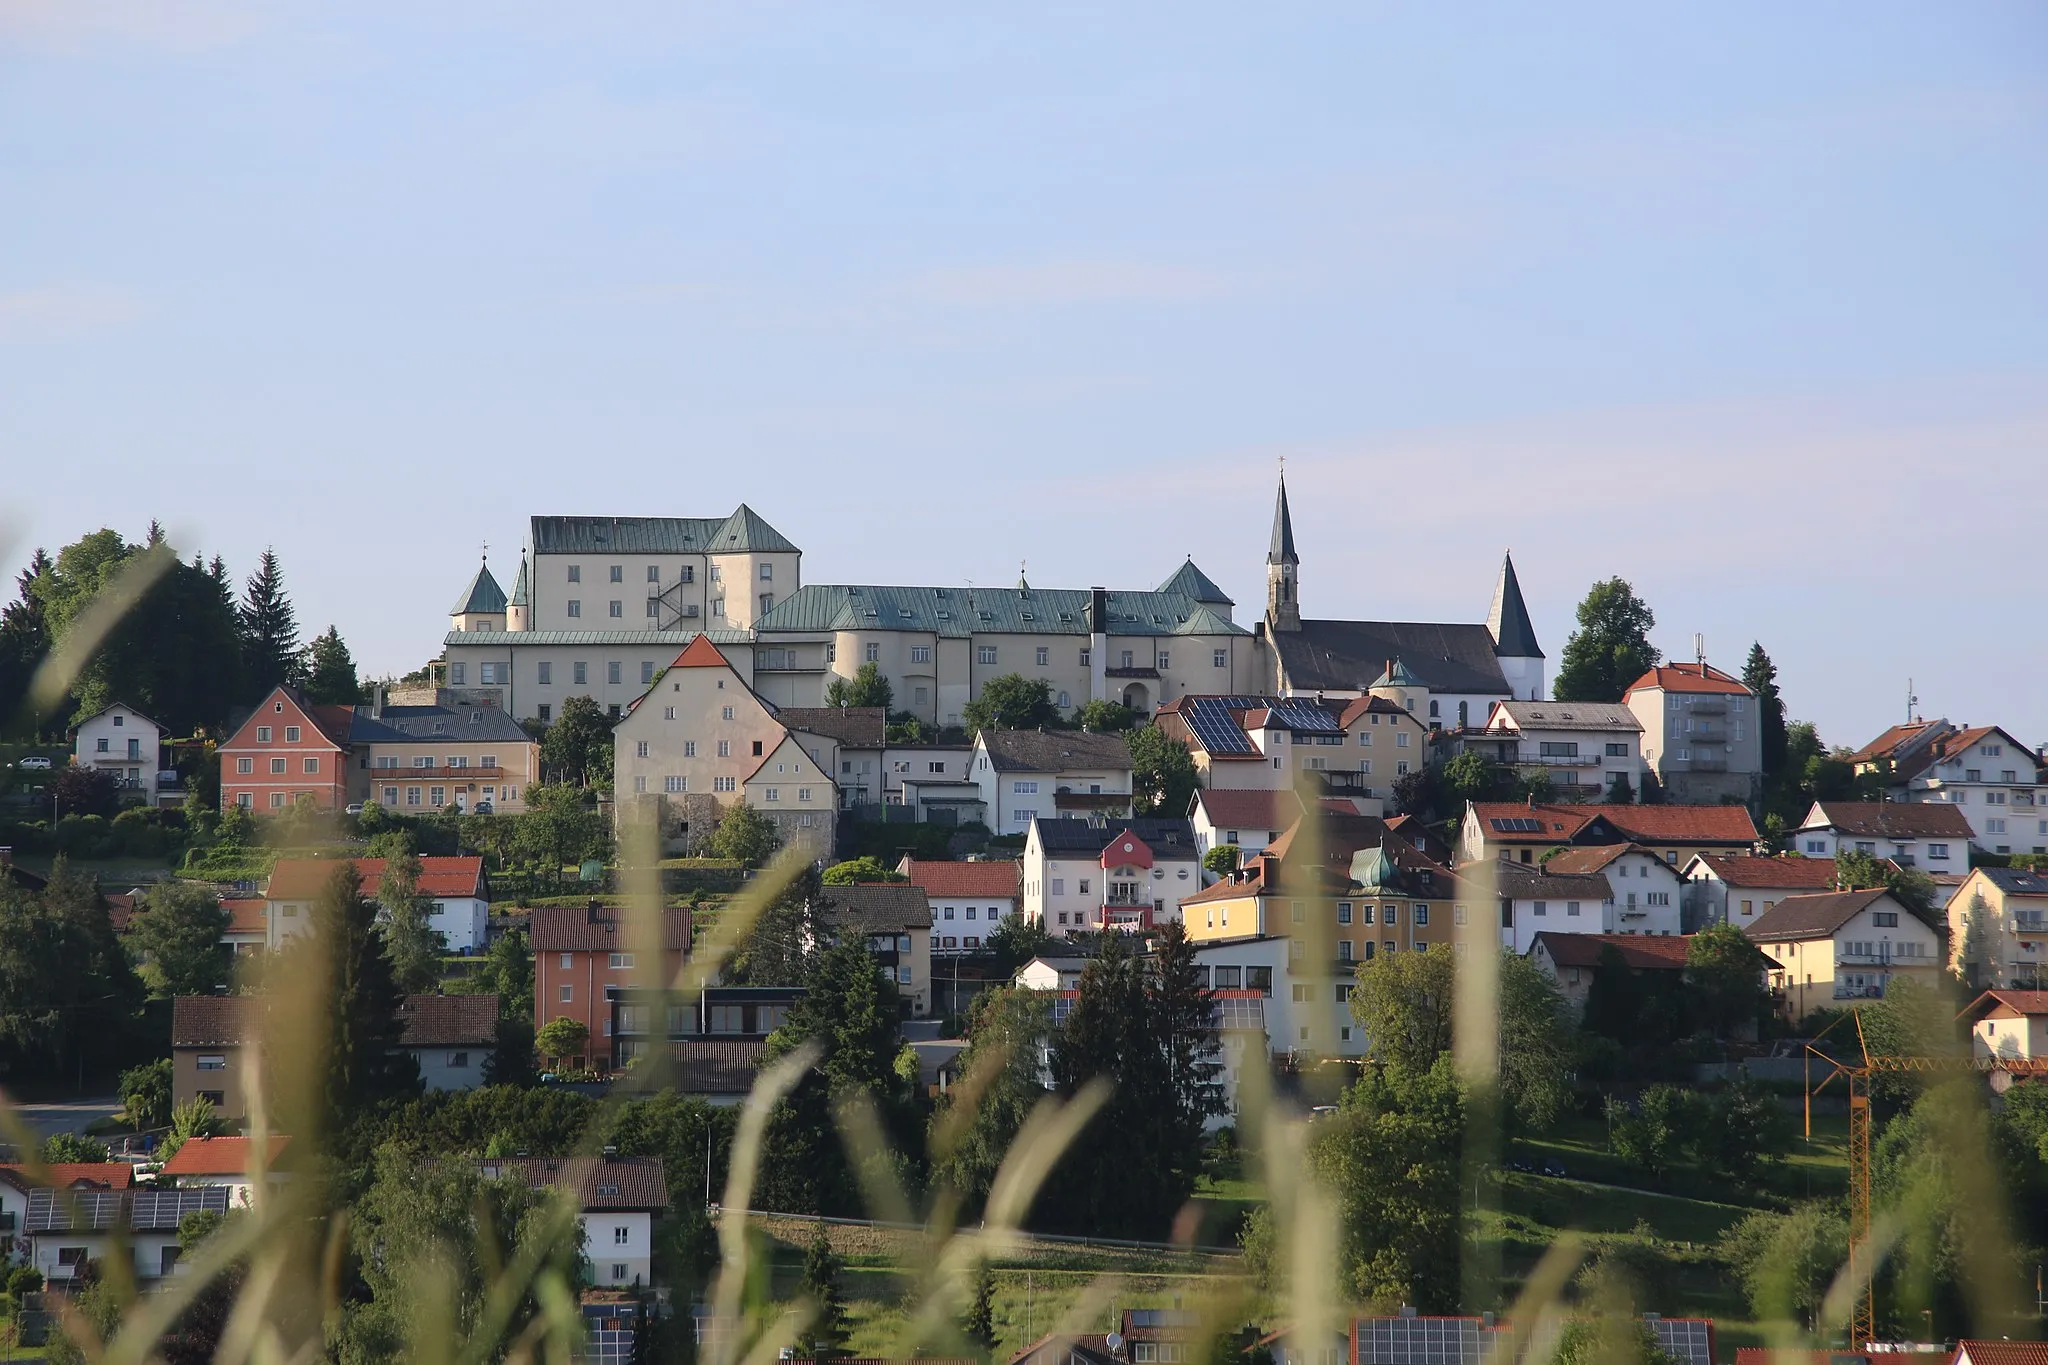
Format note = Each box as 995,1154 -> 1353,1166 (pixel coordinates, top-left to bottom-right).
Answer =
10,1096 -> 122,1141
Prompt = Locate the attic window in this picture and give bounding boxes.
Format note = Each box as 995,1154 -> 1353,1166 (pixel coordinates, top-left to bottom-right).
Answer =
470,711 -> 483,723
1021,613 -> 1033,621
936,611 -> 951,619
1059,613 -> 1072,623
846,587 -> 860,596
865,609 -> 879,618
597,1183 -> 620,1196
899,609 -> 912,619
434,722 -> 447,734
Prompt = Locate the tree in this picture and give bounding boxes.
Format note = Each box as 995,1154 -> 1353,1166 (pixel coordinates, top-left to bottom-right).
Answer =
1606,770 -> 1635,804
1127,724 -> 1198,818
1553,578 -> 1660,703
0,859 -> 145,1085
159,1095 -> 224,1162
1495,952 -> 1574,1129
537,1016 -> 591,1066
1442,751 -> 1514,808
1391,765 -> 1443,820
824,662 -> 892,712
962,674 -> 1060,734
0,549 -> 53,739
934,986 -> 1054,1212
1075,699 -> 1137,732
962,1260 -> 997,1348
1684,923 -> 1771,1039
1204,844 -> 1241,876
119,1058 -> 173,1130
1154,921 -> 1226,1133
726,868 -> 823,987
821,856 -> 904,885
302,625 -> 361,705
1743,643 -> 1788,781
298,862 -> 418,1132
1553,1318 -> 1683,1365
984,913 -> 1053,977
1606,1086 -> 1690,1178
515,783 -> 612,886
709,800 -> 782,868
539,695 -> 613,787
795,1229 -> 848,1359
376,849 -> 446,994
239,548 -> 303,694
1720,1202 -> 1848,1331
1957,893 -> 2002,990
42,1133 -> 112,1164
1349,947 -> 1454,1075
51,765 -> 118,818
133,881 -> 232,996
1312,1061 -> 1465,1311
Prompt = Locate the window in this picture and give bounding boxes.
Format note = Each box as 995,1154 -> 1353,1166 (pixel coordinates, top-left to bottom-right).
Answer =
406,786 -> 422,806
236,757 -> 253,774
665,776 -> 686,793
1119,650 -> 1134,668
270,757 -> 287,774
197,1054 -> 227,1071
760,593 -> 773,615
1987,818 -> 2007,834
1396,732 -> 1410,748
1337,901 -> 1353,924
537,661 -> 552,685
910,646 -> 931,663
764,788 -> 779,802
572,662 -> 588,685
712,598 -> 725,617
558,984 -> 573,1003
717,740 -> 730,757
1057,691 -> 1070,708
709,564 -> 721,582
721,705 -> 734,720
1157,652 -> 1170,669
1079,648 -> 1091,666
1292,984 -> 1311,1003
1805,839 -> 1826,854
284,725 -> 301,742
641,661 -> 655,684
96,737 -> 109,752
1534,900 -> 1548,917
714,776 -> 736,792
1928,843 -> 1950,859
978,646 -> 998,665
449,1051 -> 470,1068
752,740 -> 763,756
567,564 -> 582,583
614,1226 -> 630,1245
607,662 -> 622,685
866,642 -> 881,663
1539,741 -> 1579,758
1014,781 -> 1039,795
257,726 -> 272,743
759,563 -> 773,581
1873,911 -> 1898,927
302,757 -> 320,774
430,786 -> 445,806
609,952 -> 636,969
414,756 -> 434,769
1036,647 -> 1049,666
1214,649 -> 1228,668
1414,905 -> 1429,926
567,599 -> 582,617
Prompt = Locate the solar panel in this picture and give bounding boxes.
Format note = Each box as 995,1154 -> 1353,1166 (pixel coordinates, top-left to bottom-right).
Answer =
1652,1320 -> 1714,1365
132,1187 -> 230,1231
1489,817 -> 1543,834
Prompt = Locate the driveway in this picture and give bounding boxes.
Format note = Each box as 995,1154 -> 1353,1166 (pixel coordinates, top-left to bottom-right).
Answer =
11,1096 -> 123,1141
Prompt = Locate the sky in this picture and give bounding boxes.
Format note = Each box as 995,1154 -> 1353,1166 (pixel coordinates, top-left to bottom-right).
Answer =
4,2 -> 2046,749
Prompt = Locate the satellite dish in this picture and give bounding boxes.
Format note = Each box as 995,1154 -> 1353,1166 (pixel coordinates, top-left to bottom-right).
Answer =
1107,1334 -> 1126,1356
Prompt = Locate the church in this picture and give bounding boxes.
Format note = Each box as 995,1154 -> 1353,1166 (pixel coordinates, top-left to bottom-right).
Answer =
1252,474 -> 1545,729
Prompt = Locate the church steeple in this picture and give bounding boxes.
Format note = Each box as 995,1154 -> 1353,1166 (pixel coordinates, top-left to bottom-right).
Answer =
1486,550 -> 1545,700
1266,474 -> 1301,632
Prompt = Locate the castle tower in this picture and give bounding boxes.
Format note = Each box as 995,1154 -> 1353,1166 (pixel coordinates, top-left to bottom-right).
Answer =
1266,474 -> 1301,633
506,552 -> 530,633
450,557 -> 508,634
1485,551 -> 1545,701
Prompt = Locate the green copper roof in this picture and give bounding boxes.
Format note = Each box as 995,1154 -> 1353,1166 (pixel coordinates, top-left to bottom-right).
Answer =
508,555 -> 530,608
528,506 -> 799,556
451,562 -> 508,616
441,629 -> 753,648
755,584 -> 1249,638
1370,657 -> 1425,689
1347,844 -> 1400,893
1155,558 -> 1233,607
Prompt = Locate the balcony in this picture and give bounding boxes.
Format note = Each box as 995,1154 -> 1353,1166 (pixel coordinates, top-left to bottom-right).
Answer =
1687,698 -> 1727,716
1834,982 -> 1889,1001
1687,755 -> 1729,772
1104,893 -> 1160,910
2014,913 -> 2047,935
1518,751 -> 1601,768
1313,770 -> 1376,793
373,765 -> 506,781
753,659 -> 826,673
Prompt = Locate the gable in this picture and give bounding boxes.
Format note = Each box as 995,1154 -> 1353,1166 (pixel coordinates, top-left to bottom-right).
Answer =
222,688 -> 351,751
745,733 -> 832,788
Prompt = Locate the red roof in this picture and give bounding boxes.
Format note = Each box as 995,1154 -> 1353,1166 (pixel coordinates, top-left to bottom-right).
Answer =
0,1162 -> 134,1190
1690,854 -> 1840,889
1962,989 -> 2048,1021
397,994 -> 500,1047
1605,804 -> 1758,843
1531,932 -> 1705,970
222,897 -> 268,934
104,893 -> 138,933
162,1135 -> 290,1177
1623,662 -> 1752,697
1192,788 -> 1305,834
265,856 -> 484,902
1956,1341 -> 2048,1365
1847,720 -> 1942,766
1470,803 -> 1597,842
669,634 -> 731,669
898,859 -> 1020,900
1735,1353 -> 1948,1365
529,904 -> 692,953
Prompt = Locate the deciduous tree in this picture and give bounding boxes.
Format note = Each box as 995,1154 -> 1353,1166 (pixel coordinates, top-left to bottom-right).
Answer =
709,800 -> 782,868
133,881 -> 232,996
824,662 -> 892,711
1553,578 -> 1660,703
1127,723 -> 1198,818
538,695 -> 613,787
376,849 -> 445,994
1312,1061 -> 1465,1311
1075,699 -> 1137,731
962,674 -> 1060,734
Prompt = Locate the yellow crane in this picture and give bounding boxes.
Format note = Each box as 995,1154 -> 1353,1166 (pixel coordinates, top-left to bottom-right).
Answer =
1804,1011 -> 2048,1348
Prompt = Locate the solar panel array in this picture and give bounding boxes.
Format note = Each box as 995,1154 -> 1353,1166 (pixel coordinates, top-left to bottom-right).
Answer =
1356,1318 -> 1488,1365
1213,998 -> 1266,1031
1650,1319 -> 1714,1365
1182,696 -> 1343,756
1489,817 -> 1545,833
132,1187 -> 230,1232
1128,1311 -> 1202,1329
23,1189 -> 122,1234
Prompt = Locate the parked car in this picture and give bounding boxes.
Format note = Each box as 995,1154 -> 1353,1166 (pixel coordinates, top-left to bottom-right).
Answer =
344,803 -> 364,815
18,756 -> 52,770
1541,1159 -> 1567,1178
472,800 -> 493,814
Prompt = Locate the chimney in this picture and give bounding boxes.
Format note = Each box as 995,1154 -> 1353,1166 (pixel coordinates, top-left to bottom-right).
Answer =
1384,658 -> 1395,682
587,898 -> 602,924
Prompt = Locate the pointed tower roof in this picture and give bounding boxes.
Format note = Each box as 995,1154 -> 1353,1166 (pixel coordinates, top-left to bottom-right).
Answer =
1267,477 -> 1298,566
450,561 -> 507,616
1371,657 -> 1424,689
1486,552 -> 1544,659
669,635 -> 731,669
711,504 -> 800,554
1156,558 -> 1234,607
508,554 -> 530,608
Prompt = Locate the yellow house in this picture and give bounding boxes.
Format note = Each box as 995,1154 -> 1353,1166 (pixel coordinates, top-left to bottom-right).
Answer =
358,702 -> 539,815
1746,887 -> 1944,1019
1946,867 -> 2048,990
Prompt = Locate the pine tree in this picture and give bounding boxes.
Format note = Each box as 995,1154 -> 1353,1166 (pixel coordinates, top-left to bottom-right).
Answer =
962,1260 -> 997,1349
376,849 -> 445,994
796,1228 -> 847,1359
303,626 -> 360,705
0,549 -> 53,737
1742,642 -> 1788,780
1153,921 -> 1226,1137
239,549 -> 303,695
304,863 -> 418,1133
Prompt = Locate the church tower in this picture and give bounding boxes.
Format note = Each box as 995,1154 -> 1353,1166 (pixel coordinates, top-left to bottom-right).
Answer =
1266,474 -> 1301,633
1486,551 -> 1545,700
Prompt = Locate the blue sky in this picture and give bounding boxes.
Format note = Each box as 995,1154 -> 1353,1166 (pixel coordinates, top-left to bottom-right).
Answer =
4,3 -> 2045,748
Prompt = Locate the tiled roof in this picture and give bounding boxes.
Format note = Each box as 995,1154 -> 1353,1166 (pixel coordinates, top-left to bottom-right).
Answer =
1735,1351 -> 1949,1365
1689,854 -> 1841,889
1805,800 -> 1975,839
1352,1315 -> 1715,1365
1469,803 -> 1597,842
978,729 -> 1132,773
778,706 -> 887,749
1847,720 -> 1945,766
104,892 -> 138,933
1190,787 -> 1305,833
1154,558 -> 1233,606
161,1135 -> 290,1177
1954,1343 -> 2048,1365
1488,700 -> 1641,733
674,1040 -> 766,1094
669,634 -> 733,669
172,995 -> 262,1047
529,509 -> 797,556
1539,843 -> 1645,875
1622,662 -> 1752,697
397,994 -> 500,1047
1744,887 -> 1895,941
265,856 -> 485,902
1030,817 -> 1196,857
820,883 -> 933,933
897,859 -> 1021,900
529,905 -> 692,953
1532,932 -> 1702,970
1274,620 -> 1511,696
1497,865 -> 1614,901
1962,989 -> 2048,1020
222,898 -> 267,934
0,1162 -> 134,1190
1604,804 -> 1758,843
481,1155 -> 669,1211
1010,1333 -> 1116,1365
756,584 -> 1246,639
442,629 -> 753,648
451,562 -> 508,616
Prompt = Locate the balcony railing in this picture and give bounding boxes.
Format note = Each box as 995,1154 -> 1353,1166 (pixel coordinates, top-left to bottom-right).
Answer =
1687,755 -> 1729,772
2013,913 -> 2047,934
1834,982 -> 1889,1000
1104,894 -> 1159,909
1518,752 -> 1601,768
372,765 -> 506,780
1687,698 -> 1727,716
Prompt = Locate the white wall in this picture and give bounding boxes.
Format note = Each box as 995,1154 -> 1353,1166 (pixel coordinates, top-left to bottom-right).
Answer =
582,1211 -> 653,1287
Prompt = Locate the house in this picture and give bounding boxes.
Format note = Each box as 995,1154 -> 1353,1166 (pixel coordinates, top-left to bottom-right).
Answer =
1528,932 -> 1707,1019
218,686 -> 356,813
1459,801 -> 1758,869
1542,843 -> 1685,935
1945,866 -> 2048,989
1496,865 -> 1622,954
1621,660 -> 1763,805
1466,699 -> 1643,802
70,702 -> 165,803
1009,1334 -> 1118,1365
0,1164 -> 132,1265
264,855 -> 491,952
353,696 -> 540,816
882,742 -> 976,811
896,858 -> 1020,955
609,985 -> 803,1099
1745,888 -> 1944,1018
1682,854 -> 1843,931
173,995 -> 260,1116
1255,475 -> 1546,726
1848,720 -> 2048,854
1946,1343 -> 2048,1365
1021,817 -> 1201,934
1154,691 -> 1428,813
478,1156 -> 667,1288
610,634 -> 839,860
1190,932 -> 1360,1089
1013,955 -> 1092,992
160,1135 -> 291,1208
221,897 -> 268,954
398,994 -> 500,1090
777,705 -> 886,809
968,729 -> 1134,837
530,903 -> 692,1069
25,1186 -> 229,1284
817,883 -> 934,1017
1352,1313 -> 1716,1365
1790,800 -> 1974,872
1188,787 -> 1306,863
1960,989 -> 2048,1063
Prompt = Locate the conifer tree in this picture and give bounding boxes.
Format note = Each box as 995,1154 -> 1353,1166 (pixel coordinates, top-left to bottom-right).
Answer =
1742,642 -> 1788,780
239,549 -> 303,695
303,626 -> 361,705
303,863 -> 419,1133
0,549 -> 53,737
377,848 -> 445,995
796,1228 -> 847,1359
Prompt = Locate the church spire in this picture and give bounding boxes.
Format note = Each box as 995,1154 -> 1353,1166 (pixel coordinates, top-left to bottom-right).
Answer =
1265,471 -> 1301,632
1268,473 -> 1298,566
1486,551 -> 1543,659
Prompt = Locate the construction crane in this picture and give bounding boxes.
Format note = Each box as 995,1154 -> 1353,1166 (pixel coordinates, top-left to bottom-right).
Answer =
1804,1011 -> 2048,1348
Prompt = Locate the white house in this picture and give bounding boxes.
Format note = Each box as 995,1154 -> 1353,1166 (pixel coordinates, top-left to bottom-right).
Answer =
1188,787 -> 1305,864
1542,843 -> 1685,935
71,702 -> 166,802
26,1186 -> 229,1284
398,995 -> 500,1090
1021,817 -> 1201,934
1467,700 -> 1643,802
264,855 -> 491,952
1790,801 -> 1974,874
0,1164 -> 132,1268
1961,989 -> 2048,1063
479,1155 -> 667,1288
160,1136 -> 291,1209
969,729 -> 1134,838
1681,853 -> 1843,931
1847,721 -> 2048,855
896,857 -> 1019,955
1495,864 -> 1618,955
